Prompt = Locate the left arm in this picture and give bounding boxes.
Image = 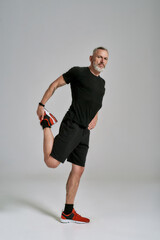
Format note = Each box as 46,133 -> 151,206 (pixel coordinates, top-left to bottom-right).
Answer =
88,112 -> 98,130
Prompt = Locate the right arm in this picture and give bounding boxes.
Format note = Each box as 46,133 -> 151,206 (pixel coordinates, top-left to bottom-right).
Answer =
36,75 -> 66,120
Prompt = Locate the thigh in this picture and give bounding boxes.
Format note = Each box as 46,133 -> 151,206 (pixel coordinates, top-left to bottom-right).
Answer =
50,119 -> 82,163
67,129 -> 90,167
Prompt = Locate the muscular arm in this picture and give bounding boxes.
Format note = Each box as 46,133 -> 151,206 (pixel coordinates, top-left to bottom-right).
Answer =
37,75 -> 66,120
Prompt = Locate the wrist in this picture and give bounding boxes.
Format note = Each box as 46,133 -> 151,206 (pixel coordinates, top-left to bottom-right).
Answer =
39,102 -> 45,107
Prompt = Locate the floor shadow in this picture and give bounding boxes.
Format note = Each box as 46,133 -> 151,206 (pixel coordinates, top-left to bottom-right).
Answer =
0,195 -> 61,222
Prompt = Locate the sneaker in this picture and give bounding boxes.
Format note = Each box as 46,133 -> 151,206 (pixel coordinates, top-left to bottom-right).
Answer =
60,208 -> 90,224
40,108 -> 57,128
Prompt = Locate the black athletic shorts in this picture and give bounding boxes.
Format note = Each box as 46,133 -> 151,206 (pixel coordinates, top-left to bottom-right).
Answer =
50,116 -> 90,167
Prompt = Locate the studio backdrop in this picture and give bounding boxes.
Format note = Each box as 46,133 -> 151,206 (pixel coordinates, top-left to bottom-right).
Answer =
0,0 -> 160,181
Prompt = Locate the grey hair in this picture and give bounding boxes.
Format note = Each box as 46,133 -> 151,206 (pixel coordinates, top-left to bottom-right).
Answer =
93,47 -> 109,55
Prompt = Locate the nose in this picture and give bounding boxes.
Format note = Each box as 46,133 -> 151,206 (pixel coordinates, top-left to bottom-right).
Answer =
101,58 -> 105,63
100,59 -> 105,66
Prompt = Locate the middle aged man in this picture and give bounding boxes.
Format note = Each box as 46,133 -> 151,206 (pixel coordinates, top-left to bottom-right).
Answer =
36,47 -> 109,223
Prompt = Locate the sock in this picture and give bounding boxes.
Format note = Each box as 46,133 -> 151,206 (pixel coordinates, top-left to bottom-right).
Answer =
41,120 -> 50,129
63,204 -> 74,215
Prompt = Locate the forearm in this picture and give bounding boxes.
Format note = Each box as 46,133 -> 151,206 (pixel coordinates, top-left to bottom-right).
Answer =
40,75 -> 66,105
95,112 -> 98,118
93,112 -> 98,121
40,81 -> 58,105
88,112 -> 99,130
37,75 -> 66,120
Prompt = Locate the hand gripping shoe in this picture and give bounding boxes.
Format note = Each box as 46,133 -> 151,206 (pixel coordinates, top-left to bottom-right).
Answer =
40,108 -> 57,128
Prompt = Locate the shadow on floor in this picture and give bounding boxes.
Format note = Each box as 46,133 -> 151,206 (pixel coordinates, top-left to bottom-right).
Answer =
0,196 -> 60,222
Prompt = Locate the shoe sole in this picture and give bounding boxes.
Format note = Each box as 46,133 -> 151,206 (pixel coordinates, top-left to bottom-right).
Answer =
60,219 -> 89,224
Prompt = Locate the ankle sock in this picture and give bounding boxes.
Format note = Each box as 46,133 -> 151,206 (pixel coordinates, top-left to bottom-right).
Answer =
64,204 -> 74,215
41,120 -> 50,129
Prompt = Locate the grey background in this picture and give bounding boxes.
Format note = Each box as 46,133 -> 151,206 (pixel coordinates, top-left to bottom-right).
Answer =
0,0 -> 160,181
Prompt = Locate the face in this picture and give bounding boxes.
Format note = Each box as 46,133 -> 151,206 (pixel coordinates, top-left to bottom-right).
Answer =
90,49 -> 109,72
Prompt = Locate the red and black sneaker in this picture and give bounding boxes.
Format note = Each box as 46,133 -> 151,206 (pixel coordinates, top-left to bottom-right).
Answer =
60,208 -> 90,224
40,108 -> 57,128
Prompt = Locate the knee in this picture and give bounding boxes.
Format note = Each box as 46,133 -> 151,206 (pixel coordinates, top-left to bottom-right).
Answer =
44,156 -> 60,168
72,165 -> 85,178
78,167 -> 85,177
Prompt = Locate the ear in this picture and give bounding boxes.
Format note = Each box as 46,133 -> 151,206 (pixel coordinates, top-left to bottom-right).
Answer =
89,55 -> 92,62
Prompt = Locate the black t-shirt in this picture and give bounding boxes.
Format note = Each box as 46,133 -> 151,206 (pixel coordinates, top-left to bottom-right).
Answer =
63,67 -> 105,128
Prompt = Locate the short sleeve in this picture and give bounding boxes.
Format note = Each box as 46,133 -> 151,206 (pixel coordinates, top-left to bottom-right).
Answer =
63,67 -> 76,84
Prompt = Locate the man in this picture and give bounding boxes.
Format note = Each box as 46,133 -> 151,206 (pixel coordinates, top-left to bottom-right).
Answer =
36,47 -> 109,223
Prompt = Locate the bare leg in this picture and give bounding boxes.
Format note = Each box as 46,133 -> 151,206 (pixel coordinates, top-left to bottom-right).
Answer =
65,164 -> 85,204
43,128 -> 60,168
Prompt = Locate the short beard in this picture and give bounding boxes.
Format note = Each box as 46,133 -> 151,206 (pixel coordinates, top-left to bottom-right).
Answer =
93,62 -> 105,72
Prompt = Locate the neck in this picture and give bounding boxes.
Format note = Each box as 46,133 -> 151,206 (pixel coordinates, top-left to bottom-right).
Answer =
89,65 -> 100,76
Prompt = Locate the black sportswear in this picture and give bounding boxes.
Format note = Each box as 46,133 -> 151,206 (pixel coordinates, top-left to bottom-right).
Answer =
50,116 -> 90,167
63,67 -> 105,128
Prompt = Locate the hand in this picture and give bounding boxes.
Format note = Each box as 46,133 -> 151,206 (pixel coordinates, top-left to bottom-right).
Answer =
36,105 -> 45,121
88,114 -> 98,130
